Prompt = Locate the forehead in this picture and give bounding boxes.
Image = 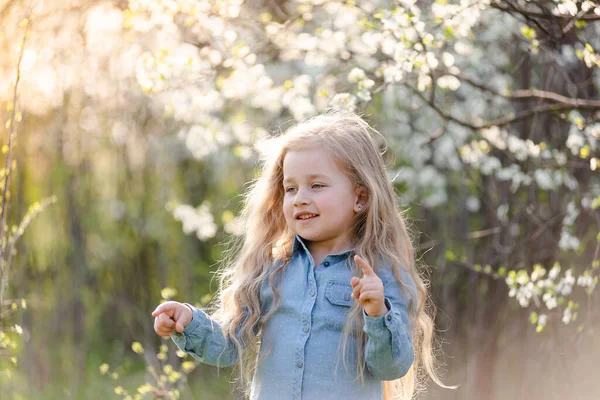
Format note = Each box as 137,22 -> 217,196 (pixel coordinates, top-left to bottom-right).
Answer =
282,147 -> 345,179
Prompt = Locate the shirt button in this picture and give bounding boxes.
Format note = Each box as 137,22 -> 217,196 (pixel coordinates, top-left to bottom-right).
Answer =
303,327 -> 309,333
324,261 -> 330,266
297,362 -> 303,368
344,293 -> 351,301
310,290 -> 315,297
387,315 -> 392,321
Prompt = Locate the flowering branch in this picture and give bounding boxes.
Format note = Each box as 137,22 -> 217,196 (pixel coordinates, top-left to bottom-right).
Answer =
491,1 -> 600,22
406,82 -> 600,132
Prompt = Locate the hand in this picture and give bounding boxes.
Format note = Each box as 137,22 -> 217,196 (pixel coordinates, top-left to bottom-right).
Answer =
152,301 -> 193,337
350,255 -> 388,317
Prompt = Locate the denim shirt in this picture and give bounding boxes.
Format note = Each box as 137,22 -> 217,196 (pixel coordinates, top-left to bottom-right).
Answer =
172,235 -> 415,400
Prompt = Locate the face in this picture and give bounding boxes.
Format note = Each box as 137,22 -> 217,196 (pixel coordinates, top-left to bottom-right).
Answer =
282,147 -> 362,254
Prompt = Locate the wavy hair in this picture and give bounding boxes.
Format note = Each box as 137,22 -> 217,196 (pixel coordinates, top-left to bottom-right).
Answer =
209,109 -> 449,399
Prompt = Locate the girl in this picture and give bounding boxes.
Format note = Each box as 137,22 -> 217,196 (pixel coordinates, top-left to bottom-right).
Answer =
152,109 -> 447,399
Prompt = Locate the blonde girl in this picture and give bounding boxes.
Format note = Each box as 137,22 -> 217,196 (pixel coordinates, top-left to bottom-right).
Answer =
152,109 -> 447,399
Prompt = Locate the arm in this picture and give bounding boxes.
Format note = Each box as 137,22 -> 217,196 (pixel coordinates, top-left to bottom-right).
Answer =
362,267 -> 415,381
171,304 -> 256,368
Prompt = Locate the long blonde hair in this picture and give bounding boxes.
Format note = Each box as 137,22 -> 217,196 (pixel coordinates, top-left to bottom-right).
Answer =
210,109 -> 449,399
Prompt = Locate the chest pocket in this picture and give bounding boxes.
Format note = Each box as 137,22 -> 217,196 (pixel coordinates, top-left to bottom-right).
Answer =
324,280 -> 354,331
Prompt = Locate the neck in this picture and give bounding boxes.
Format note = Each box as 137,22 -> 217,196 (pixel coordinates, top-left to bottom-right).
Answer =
306,238 -> 353,265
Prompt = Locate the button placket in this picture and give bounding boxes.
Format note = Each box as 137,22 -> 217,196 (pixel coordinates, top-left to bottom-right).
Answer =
293,269 -> 316,399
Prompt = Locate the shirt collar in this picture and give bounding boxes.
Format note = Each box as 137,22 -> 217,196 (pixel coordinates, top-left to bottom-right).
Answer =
292,235 -> 355,259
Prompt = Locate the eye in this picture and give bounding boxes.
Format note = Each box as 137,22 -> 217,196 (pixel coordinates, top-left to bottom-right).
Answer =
311,183 -> 325,189
284,186 -> 297,193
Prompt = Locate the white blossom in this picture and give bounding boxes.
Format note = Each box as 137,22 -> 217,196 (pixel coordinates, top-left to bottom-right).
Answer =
466,196 -> 480,212
566,130 -> 585,155
543,293 -> 557,310
437,75 -> 461,90
538,314 -> 547,327
497,203 -> 509,223
330,93 -> 357,110
557,1 -> 578,16
577,274 -> 597,291
173,202 -> 217,241
534,169 -> 555,191
480,156 -> 501,175
549,265 -> 561,280
562,307 -> 572,324
348,67 -> 366,83
563,201 -> 579,226
558,229 -> 580,251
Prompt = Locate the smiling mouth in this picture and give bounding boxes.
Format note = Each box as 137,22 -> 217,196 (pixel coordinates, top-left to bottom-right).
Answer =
296,214 -> 318,220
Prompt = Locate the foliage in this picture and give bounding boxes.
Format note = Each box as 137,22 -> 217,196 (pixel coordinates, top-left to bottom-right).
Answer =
0,0 -> 598,399
0,5 -> 55,381
125,0 -> 600,333
98,288 -> 201,400
99,341 -> 198,400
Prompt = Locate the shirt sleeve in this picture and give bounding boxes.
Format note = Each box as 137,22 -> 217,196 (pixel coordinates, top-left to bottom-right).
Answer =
171,304 -> 256,368
362,267 -> 415,381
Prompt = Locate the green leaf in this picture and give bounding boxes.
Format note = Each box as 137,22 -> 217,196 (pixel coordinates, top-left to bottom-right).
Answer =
591,196 -> 600,210
529,312 -> 538,324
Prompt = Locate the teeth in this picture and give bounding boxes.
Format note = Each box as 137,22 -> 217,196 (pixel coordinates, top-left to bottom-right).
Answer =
299,214 -> 316,219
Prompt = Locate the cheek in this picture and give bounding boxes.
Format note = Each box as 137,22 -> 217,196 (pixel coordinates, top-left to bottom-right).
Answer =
282,197 -> 293,218
318,191 -> 352,211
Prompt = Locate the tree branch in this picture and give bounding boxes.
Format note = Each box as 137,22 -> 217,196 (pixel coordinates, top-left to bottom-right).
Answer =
406,83 -> 600,132
491,1 -> 600,21
438,69 -> 600,109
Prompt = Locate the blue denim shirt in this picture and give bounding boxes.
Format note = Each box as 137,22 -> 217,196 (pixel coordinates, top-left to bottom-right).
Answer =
172,235 -> 415,400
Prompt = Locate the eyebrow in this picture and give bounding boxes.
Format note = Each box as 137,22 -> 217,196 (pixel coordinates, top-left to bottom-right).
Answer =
283,174 -> 329,184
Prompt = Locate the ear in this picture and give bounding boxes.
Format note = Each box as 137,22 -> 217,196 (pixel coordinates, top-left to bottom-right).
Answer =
353,186 -> 368,212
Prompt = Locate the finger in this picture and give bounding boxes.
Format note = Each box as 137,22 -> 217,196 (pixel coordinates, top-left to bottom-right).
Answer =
159,314 -> 175,328
175,322 -> 185,333
152,302 -> 172,317
358,290 -> 380,303
358,282 -> 382,293
350,276 -> 360,287
156,328 -> 173,337
151,305 -> 164,317
152,301 -> 179,317
154,320 -> 173,337
354,255 -> 375,277
351,282 -> 363,299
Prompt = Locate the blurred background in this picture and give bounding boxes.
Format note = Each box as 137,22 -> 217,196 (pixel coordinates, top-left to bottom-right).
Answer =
0,0 -> 599,399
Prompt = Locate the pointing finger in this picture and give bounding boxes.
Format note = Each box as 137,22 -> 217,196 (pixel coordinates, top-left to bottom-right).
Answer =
152,301 -> 177,317
151,306 -> 162,317
354,255 -> 375,277
152,302 -> 169,317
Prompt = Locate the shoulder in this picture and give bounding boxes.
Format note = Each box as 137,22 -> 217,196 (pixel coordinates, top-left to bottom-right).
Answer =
375,259 -> 414,286
375,260 -> 418,310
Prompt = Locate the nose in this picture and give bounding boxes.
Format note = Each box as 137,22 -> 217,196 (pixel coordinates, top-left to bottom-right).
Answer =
292,187 -> 310,206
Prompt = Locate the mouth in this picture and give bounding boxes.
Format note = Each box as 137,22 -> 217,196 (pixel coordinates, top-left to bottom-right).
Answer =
295,213 -> 319,221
